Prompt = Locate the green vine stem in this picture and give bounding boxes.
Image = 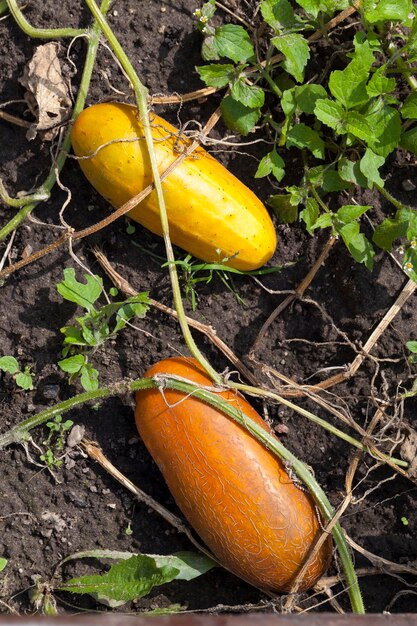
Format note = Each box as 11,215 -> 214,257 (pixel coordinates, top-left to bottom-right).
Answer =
6,0 -> 85,38
229,381 -> 407,468
0,0 -> 110,241
0,374 -> 364,613
84,0 -> 221,384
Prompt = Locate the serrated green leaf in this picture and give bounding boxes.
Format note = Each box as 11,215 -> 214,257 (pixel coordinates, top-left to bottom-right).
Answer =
15,372 -> 34,391
372,208 -> 413,250
255,149 -> 285,182
58,354 -> 85,375
231,78 -> 265,108
314,98 -> 345,132
363,0 -> 413,24
295,0 -> 349,18
272,33 -> 310,83
300,197 -> 319,234
311,213 -> 333,230
366,105 -> 401,157
345,111 -> 373,142
213,24 -> 254,63
286,123 -> 325,159
359,148 -> 385,188
196,63 -> 235,88
0,356 -> 20,375
338,158 -> 368,188
57,268 -> 102,313
59,555 -> 180,606
260,0 -> 297,30
80,363 -> 99,392
337,222 -> 375,269
400,126 -> 417,156
337,205 -> 371,223
328,36 -> 374,108
401,92 -> 417,120
366,68 -> 396,97
201,35 -> 220,62
294,84 -> 327,114
280,88 -> 297,117
113,294 -> 150,334
220,96 -> 261,135
268,194 -> 298,223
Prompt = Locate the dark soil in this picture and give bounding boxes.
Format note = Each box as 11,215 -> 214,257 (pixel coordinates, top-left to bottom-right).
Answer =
1,0 -> 417,616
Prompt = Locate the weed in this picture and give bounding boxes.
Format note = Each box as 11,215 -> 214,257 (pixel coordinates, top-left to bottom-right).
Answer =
56,268 -> 150,391
195,0 -> 417,275
0,356 -> 34,390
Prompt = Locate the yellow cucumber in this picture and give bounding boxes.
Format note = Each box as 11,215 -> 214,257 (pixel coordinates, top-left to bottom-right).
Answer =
71,103 -> 276,270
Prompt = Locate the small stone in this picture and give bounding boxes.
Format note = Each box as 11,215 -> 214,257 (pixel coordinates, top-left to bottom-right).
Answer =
113,9 -> 118,16
89,485 -> 98,493
42,385 -> 60,400
160,5 -> 166,11
107,503 -> 116,509
402,179 -> 416,192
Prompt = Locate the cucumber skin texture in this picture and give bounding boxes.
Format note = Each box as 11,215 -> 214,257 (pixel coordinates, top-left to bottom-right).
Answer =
135,357 -> 332,593
71,103 -> 277,271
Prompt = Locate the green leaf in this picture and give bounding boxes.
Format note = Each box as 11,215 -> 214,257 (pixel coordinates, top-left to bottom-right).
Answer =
345,111 -> 373,142
0,356 -> 20,375
406,340 -> 417,354
268,194 -> 298,223
363,0 -> 413,24
80,363 -> 99,392
366,68 -> 396,97
295,0 -> 349,18
311,213 -> 333,230
300,197 -> 319,234
400,126 -> 417,155
220,96 -> 261,135
255,149 -> 285,182
57,268 -> 102,313
373,208 -> 417,250
365,105 -> 401,157
213,24 -> 254,63
337,222 -> 375,269
113,294 -> 150,334
0,558 -> 7,573
260,0 -> 297,30
15,371 -> 34,391
272,33 -> 310,83
338,158 -> 368,188
230,78 -> 265,108
196,63 -> 235,88
359,148 -> 385,188
294,84 -> 327,114
286,123 -> 325,159
328,36 -> 374,108
153,552 -> 217,581
59,555 -> 180,606
201,35 -> 220,62
336,205 -> 371,223
314,98 -> 345,132
401,92 -> 417,120
58,354 -> 85,375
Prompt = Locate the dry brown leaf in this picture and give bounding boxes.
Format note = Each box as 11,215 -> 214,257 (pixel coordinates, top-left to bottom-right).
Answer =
20,42 -> 71,141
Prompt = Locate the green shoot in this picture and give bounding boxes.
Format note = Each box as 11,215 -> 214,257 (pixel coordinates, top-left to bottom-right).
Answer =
56,268 -> 150,391
0,356 -> 34,390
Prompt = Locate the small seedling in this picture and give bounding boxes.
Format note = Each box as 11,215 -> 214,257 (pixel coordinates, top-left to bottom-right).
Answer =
401,516 -> 409,526
0,356 -> 34,390
44,414 -> 74,452
56,268 -> 149,391
0,557 -> 7,573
